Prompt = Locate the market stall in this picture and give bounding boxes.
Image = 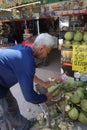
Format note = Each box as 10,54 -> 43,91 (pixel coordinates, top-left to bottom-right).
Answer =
0,0 -> 87,129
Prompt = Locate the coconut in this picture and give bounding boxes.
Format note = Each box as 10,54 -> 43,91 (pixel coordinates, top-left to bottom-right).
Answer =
74,31 -> 83,42
81,41 -> 87,45
83,32 -> 87,42
65,92 -> 73,98
64,32 -> 74,41
75,89 -> 84,99
78,112 -> 87,124
72,41 -> 80,45
68,107 -> 79,120
64,40 -> 72,48
81,99 -> 87,112
77,87 -> 85,92
71,93 -> 80,104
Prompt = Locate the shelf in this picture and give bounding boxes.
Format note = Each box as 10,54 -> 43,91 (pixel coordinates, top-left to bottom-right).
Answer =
61,47 -> 72,51
62,62 -> 72,67
0,16 -> 54,23
1,8 -> 87,23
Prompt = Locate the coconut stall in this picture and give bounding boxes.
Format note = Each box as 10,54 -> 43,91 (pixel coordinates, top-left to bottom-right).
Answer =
0,0 -> 87,130
33,76 -> 87,130
57,3 -> 87,130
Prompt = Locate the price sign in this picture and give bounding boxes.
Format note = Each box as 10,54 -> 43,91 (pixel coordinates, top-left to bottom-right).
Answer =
72,45 -> 87,72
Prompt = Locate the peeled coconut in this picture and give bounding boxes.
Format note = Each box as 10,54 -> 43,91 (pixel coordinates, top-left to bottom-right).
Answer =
81,99 -> 87,112
78,112 -> 87,124
68,107 -> 79,120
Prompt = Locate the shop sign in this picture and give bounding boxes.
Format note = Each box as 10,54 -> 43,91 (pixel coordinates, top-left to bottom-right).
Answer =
67,10 -> 73,15
85,8 -> 87,14
72,45 -> 87,72
62,11 -> 68,15
79,9 -> 84,14
73,10 -> 80,15
80,8 -> 86,14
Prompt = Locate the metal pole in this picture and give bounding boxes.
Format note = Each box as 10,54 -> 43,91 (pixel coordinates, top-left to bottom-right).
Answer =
37,19 -> 40,35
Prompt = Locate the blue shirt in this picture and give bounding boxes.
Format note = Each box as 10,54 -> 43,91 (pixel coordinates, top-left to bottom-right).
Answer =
0,44 -> 47,104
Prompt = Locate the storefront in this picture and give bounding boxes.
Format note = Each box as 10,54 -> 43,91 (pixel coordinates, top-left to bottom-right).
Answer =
0,0 -> 87,129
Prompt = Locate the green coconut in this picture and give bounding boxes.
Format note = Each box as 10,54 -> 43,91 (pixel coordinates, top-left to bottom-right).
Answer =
78,112 -> 87,124
48,85 -> 58,93
77,87 -> 85,93
76,81 -> 85,87
72,40 -> 80,45
71,93 -> 80,104
83,32 -> 87,42
75,89 -> 84,99
64,31 -> 74,41
81,99 -> 87,112
64,40 -> 72,48
74,31 -> 83,42
65,92 -> 73,98
81,41 -> 87,45
68,107 -> 79,120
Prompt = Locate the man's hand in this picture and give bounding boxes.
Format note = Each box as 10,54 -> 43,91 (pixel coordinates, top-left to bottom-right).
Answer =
34,75 -> 54,88
43,81 -> 54,88
46,92 -> 52,101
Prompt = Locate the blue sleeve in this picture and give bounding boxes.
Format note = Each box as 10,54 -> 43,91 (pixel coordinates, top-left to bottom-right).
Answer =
13,60 -> 47,104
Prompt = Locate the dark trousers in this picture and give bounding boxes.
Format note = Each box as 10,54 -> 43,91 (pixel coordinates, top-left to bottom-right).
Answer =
0,90 -> 29,130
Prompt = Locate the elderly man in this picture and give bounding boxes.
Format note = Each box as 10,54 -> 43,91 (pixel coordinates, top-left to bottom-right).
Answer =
0,33 -> 55,130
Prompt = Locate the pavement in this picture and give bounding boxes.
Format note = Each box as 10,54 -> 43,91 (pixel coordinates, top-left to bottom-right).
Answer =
10,83 -> 42,120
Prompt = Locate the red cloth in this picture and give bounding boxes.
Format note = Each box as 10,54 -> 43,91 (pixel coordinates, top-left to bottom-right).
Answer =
22,41 -> 33,46
22,36 -> 37,46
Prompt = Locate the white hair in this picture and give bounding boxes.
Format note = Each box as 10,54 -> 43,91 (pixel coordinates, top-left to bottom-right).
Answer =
34,33 -> 55,47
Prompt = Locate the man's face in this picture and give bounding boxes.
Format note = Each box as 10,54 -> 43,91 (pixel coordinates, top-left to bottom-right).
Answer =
37,45 -> 52,59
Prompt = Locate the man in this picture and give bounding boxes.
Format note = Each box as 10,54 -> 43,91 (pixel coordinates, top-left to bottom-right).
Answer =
0,33 -> 55,130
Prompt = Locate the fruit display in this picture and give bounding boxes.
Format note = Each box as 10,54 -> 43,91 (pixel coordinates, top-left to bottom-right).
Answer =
47,81 -> 87,125
35,81 -> 87,129
63,30 -> 87,48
